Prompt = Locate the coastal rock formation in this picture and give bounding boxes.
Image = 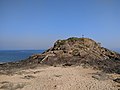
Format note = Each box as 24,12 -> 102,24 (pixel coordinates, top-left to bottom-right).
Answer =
41,37 -> 120,60
0,37 -> 120,74
29,37 -> 120,73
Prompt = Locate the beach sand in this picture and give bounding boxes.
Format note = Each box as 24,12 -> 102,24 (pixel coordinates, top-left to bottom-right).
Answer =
0,66 -> 119,90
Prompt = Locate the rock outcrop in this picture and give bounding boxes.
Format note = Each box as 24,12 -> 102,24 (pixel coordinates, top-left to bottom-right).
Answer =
28,37 -> 120,73
41,37 -> 120,60
30,37 -> 120,62
0,37 -> 120,74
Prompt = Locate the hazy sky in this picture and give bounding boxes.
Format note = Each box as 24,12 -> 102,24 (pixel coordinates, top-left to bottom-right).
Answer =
0,0 -> 120,50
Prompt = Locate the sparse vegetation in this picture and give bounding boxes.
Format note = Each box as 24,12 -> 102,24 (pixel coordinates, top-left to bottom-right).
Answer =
67,37 -> 80,42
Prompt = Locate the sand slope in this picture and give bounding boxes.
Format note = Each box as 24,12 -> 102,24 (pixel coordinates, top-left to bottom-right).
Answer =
0,66 -> 119,90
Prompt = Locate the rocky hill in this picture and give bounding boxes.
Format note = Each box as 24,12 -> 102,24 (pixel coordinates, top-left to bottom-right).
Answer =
42,37 -> 120,60
0,37 -> 120,74
29,37 -> 120,73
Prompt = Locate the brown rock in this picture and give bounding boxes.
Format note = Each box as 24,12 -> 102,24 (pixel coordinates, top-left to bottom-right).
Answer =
0,37 -> 120,74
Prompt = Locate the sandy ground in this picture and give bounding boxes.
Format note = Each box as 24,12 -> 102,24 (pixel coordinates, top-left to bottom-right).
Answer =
0,66 -> 119,90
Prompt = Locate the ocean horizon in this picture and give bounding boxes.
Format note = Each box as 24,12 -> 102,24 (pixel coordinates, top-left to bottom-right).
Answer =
0,50 -> 45,63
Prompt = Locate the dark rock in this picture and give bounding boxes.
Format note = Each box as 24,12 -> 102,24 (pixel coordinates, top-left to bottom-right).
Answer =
113,78 -> 120,83
22,75 -> 36,79
62,63 -> 73,66
91,72 -> 109,80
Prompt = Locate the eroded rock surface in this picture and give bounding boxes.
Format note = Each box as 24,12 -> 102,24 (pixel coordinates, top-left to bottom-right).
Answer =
0,37 -> 120,74
30,37 -> 120,73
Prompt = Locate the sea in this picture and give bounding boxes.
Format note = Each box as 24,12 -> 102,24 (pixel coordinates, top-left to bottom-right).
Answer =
0,50 -> 45,63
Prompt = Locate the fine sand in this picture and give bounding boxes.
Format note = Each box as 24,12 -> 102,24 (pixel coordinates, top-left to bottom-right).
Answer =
0,66 -> 119,90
